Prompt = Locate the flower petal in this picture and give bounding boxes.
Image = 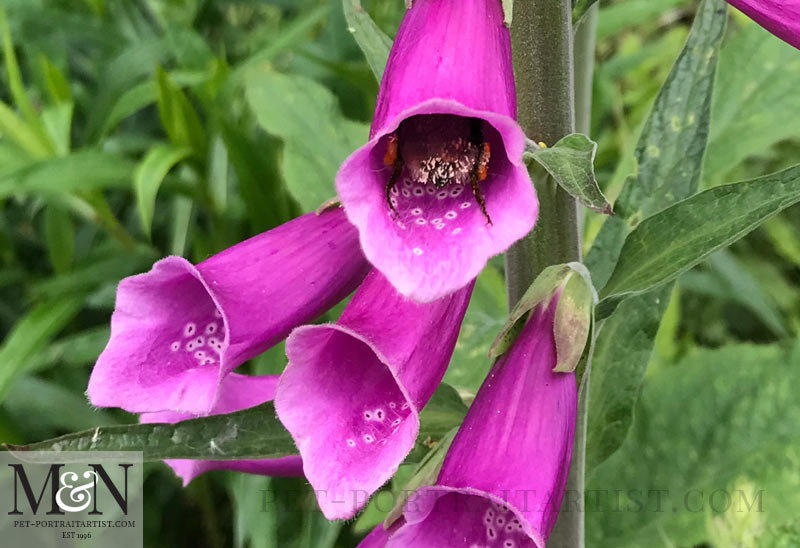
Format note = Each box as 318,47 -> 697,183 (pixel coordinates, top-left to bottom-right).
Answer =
727,0 -> 800,50
275,269 -> 473,519
391,299 -> 577,547
89,208 -> 369,414
337,104 -> 536,303
140,373 -> 303,486
336,0 -> 536,302
372,0 -> 516,130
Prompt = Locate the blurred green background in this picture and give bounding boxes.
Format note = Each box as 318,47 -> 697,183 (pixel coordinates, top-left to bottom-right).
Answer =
0,0 -> 798,546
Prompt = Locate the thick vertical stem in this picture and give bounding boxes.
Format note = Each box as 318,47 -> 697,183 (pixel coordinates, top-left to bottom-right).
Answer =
506,0 -> 580,307
508,3 -> 589,548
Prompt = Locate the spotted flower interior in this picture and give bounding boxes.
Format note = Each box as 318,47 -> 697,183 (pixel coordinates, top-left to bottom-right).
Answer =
87,257 -> 228,414
389,492 -> 538,548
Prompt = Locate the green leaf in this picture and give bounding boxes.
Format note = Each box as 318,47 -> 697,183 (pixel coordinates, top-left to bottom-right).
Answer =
0,6 -> 47,141
8,402 -> 296,459
43,204 -> 75,273
681,250 -> 788,338
0,150 -> 134,199
586,0 -> 727,288
10,383 -> 466,460
704,21 -> 800,185
528,133 -> 613,215
0,296 -> 83,403
585,286 -> 671,476
155,66 -> 206,156
5,376 -> 116,433
0,100 -> 50,158
584,0 -> 727,474
134,144 -> 193,238
599,164 -> 800,303
342,0 -> 392,81
245,71 -> 368,211
40,102 -> 73,156
573,0 -> 599,25
596,0 -> 688,41
38,54 -> 72,104
587,340 -> 800,547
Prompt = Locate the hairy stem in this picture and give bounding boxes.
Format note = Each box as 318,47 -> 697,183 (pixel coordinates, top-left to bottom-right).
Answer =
507,0 -> 580,307
508,2 -> 590,548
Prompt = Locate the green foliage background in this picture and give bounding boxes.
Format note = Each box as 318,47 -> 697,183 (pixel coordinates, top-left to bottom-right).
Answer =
0,0 -> 798,546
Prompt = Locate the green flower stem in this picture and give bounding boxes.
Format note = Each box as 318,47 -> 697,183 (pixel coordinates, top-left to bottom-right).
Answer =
507,0 -> 580,307
508,3 -> 590,548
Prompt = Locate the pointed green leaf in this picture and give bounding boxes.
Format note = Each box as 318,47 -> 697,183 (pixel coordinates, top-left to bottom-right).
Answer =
44,204 -> 75,273
584,0 -> 727,475
586,0 -> 728,288
0,101 -> 50,158
0,151 -> 134,199
245,71 -> 368,211
600,164 -> 800,303
9,383 -> 465,461
0,296 -> 83,402
342,0 -> 392,81
134,144 -> 193,238
573,0 -> 599,24
529,133 -> 613,215
155,66 -> 206,156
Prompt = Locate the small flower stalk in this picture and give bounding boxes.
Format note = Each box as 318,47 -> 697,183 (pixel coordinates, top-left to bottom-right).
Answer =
387,296 -> 577,548
140,373 -> 303,486
88,208 -> 369,414
726,0 -> 800,50
275,269 -> 473,519
337,0 -> 537,303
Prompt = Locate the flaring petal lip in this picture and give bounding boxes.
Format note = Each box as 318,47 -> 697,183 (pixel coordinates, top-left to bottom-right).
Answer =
336,0 -> 537,303
275,270 -> 473,520
88,208 -> 369,415
336,99 -> 537,303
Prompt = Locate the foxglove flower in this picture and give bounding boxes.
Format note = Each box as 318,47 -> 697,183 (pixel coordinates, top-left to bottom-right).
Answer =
727,0 -> 800,50
141,373 -> 303,485
357,522 -> 400,548
336,0 -> 537,303
88,208 -> 369,414
275,269 -> 473,519
388,296 -> 577,548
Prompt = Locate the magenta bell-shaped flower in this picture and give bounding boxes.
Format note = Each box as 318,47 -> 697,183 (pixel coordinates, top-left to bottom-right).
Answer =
336,0 -> 537,303
88,208 -> 369,414
275,269 -> 473,520
727,0 -> 800,50
140,373 -> 303,486
387,296 -> 577,548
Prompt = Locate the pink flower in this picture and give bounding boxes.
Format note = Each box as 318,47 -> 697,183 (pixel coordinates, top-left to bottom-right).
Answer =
88,208 -> 369,414
275,269 -> 473,519
388,296 -> 577,548
336,0 -> 537,303
140,373 -> 303,486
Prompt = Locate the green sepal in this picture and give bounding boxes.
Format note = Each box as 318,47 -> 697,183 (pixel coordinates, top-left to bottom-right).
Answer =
489,262 -> 597,374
